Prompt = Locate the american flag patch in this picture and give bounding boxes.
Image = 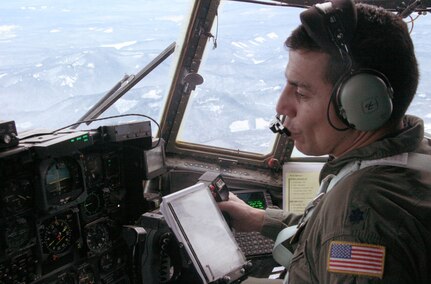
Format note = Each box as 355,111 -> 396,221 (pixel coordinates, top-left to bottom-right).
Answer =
328,241 -> 385,278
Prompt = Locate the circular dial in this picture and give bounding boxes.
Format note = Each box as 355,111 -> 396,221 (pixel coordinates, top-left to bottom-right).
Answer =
78,266 -> 96,284
2,179 -> 32,213
82,192 -> 103,217
4,218 -> 31,251
99,252 -> 114,272
42,217 -> 73,254
86,222 -> 111,254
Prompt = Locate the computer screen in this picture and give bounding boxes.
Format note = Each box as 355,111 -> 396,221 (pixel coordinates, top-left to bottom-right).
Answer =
234,189 -> 270,209
161,183 -> 247,283
143,139 -> 167,180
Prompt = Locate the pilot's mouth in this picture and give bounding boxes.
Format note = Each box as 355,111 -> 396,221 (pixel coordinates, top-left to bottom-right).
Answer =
289,132 -> 300,140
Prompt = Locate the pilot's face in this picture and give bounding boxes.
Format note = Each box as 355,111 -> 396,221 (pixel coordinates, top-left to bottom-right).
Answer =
276,50 -> 353,156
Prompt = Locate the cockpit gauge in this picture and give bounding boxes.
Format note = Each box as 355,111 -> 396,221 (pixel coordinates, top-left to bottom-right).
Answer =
44,158 -> 81,198
85,220 -> 111,254
77,264 -> 96,284
99,252 -> 114,272
40,215 -> 74,255
46,162 -> 72,193
98,245 -> 128,279
42,218 -> 72,254
4,217 -> 32,253
0,249 -> 40,283
82,191 -> 103,218
39,157 -> 86,212
84,154 -> 104,187
1,179 -> 33,214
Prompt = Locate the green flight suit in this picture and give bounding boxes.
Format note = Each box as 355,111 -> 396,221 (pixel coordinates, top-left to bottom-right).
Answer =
261,115 -> 431,283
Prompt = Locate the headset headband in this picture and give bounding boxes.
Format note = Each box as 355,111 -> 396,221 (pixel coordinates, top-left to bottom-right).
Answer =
300,0 -> 357,55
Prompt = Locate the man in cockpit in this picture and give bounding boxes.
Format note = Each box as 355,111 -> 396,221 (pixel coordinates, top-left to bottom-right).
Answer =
219,0 -> 431,283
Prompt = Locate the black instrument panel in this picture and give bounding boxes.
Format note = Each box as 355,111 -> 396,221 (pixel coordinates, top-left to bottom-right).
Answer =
0,125 -> 156,283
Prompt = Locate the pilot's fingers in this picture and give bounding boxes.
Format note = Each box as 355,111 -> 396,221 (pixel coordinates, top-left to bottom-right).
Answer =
226,192 -> 246,203
218,197 -> 265,232
217,198 -> 237,213
218,193 -> 246,212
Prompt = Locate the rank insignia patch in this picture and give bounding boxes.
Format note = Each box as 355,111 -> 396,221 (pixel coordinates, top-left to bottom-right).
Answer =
327,241 -> 385,278
349,208 -> 364,224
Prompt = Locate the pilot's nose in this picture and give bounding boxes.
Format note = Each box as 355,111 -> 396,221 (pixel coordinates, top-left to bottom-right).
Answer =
276,85 -> 296,118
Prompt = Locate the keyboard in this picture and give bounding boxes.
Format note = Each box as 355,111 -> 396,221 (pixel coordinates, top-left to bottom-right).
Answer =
235,231 -> 274,257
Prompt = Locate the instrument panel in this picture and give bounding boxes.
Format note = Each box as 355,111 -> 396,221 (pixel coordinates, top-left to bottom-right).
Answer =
0,123 -> 158,283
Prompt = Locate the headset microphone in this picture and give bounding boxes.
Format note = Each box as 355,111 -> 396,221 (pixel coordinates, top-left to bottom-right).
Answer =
300,0 -> 394,131
269,115 -> 291,136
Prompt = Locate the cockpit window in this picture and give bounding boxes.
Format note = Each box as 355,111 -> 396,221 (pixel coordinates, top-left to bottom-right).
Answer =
409,16 -> 431,133
1,0 -> 191,132
2,0 -> 430,159
175,1 -> 431,157
176,1 -> 301,155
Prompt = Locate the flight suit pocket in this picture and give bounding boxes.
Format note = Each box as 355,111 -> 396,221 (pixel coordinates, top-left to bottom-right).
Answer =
288,241 -> 311,281
289,242 -> 304,264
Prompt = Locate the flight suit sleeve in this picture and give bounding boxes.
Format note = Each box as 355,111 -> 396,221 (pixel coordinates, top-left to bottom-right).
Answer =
260,208 -> 302,240
306,168 -> 429,283
287,212 -> 421,283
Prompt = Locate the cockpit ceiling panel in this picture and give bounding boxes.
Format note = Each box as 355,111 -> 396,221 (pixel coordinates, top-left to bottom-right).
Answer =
264,0 -> 431,12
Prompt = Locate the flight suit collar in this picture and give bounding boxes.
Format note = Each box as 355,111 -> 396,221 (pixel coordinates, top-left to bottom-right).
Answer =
320,115 -> 424,182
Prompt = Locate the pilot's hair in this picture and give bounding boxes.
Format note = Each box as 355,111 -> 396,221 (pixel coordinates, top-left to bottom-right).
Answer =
285,3 -> 419,125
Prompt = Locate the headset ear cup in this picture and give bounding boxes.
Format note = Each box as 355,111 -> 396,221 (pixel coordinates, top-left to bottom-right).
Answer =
336,72 -> 393,131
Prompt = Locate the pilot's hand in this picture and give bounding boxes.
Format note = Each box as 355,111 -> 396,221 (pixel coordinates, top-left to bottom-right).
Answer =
218,192 -> 265,232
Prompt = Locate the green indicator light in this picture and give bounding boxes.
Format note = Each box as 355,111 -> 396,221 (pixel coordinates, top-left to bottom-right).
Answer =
83,134 -> 88,138
76,137 -> 82,141
70,139 -> 75,143
83,138 -> 89,142
247,200 -> 264,209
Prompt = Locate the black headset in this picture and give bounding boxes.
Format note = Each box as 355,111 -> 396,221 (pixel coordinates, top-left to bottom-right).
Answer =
300,0 -> 394,131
